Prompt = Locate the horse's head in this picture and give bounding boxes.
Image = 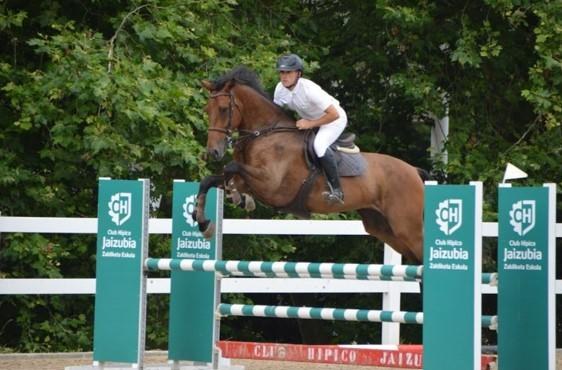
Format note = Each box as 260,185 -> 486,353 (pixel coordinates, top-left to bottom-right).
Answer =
201,79 -> 241,161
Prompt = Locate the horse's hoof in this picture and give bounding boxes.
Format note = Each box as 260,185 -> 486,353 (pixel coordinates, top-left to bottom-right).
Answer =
197,218 -> 209,232
228,191 -> 242,205
243,194 -> 256,212
203,222 -> 215,239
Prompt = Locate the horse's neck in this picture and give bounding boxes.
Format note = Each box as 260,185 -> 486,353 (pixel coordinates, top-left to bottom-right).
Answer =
236,86 -> 294,130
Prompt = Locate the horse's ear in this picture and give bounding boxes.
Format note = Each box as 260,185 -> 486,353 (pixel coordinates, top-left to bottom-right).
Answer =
201,80 -> 214,92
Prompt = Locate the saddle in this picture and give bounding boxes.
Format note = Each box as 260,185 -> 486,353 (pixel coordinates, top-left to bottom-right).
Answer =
278,130 -> 367,218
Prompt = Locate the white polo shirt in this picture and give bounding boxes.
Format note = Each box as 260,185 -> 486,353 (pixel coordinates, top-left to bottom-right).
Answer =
273,78 -> 341,120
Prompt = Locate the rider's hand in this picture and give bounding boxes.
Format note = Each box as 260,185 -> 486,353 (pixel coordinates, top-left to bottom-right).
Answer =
296,119 -> 313,130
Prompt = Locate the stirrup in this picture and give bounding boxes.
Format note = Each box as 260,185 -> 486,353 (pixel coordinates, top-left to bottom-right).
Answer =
322,189 -> 344,204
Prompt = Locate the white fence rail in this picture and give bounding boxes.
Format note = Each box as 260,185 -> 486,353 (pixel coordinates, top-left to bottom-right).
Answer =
1,216 -> 560,345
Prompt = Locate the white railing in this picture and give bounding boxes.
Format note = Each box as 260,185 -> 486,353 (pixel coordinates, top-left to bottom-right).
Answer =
0,216 -> 561,344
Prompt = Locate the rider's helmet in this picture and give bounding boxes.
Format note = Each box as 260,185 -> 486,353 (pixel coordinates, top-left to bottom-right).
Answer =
276,54 -> 304,72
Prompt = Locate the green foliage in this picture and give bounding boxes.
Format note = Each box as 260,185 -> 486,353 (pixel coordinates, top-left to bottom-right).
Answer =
522,3 -> 562,127
0,4 -> 26,30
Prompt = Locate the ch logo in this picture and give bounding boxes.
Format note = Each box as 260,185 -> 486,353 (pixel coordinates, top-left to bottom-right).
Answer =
435,199 -> 463,235
108,192 -> 132,226
182,194 -> 198,227
509,200 -> 535,236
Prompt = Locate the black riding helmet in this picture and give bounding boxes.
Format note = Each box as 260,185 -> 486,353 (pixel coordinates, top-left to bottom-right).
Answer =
276,54 -> 304,72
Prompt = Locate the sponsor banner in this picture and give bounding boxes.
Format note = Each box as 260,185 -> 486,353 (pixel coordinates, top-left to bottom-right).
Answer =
217,341 -> 496,369
219,341 -> 422,368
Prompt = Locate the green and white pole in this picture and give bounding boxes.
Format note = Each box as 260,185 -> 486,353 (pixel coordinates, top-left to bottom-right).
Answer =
498,183 -> 556,370
93,178 -> 150,367
168,180 -> 223,367
423,181 -> 482,370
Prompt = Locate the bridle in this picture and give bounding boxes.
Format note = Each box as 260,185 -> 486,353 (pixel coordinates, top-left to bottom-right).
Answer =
207,91 -> 240,146
207,89 -> 298,149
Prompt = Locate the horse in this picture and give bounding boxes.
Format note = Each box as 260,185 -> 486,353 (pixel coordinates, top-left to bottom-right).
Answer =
193,66 -> 428,263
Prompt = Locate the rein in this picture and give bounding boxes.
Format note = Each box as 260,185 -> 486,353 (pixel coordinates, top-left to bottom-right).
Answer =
233,124 -> 298,151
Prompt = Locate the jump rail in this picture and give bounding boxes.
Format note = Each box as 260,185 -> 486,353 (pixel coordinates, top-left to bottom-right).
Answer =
145,258 -> 423,280
217,303 -> 498,330
145,258 -> 497,285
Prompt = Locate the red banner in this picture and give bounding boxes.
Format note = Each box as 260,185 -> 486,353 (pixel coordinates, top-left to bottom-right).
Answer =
217,341 -> 496,369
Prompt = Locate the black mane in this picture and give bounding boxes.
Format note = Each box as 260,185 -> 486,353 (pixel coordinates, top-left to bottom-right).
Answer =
213,65 -> 270,99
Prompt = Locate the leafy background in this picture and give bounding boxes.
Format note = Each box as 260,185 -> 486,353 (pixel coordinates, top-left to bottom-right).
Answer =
0,0 -> 560,351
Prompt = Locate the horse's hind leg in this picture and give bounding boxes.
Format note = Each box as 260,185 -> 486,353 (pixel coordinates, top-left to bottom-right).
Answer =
391,218 -> 423,263
357,208 -> 420,263
382,195 -> 424,264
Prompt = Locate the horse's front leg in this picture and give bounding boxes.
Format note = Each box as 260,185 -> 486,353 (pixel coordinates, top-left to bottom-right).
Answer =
225,178 -> 256,212
193,174 -> 224,239
224,161 -> 260,211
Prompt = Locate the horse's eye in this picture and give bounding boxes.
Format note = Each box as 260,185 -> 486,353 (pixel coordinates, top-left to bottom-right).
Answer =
219,107 -> 228,115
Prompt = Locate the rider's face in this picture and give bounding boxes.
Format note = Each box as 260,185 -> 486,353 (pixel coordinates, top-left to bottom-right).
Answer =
279,70 -> 300,89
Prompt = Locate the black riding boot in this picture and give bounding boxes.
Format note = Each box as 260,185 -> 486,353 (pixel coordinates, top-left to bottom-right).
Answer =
319,150 -> 344,204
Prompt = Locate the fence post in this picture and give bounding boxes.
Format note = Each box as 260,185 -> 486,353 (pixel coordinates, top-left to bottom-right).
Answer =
381,244 -> 402,345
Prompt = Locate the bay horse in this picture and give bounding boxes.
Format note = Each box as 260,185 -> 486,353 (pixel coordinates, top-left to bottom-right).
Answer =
194,66 -> 427,263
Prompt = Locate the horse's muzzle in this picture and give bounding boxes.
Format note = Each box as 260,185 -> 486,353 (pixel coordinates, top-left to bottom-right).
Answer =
207,147 -> 224,161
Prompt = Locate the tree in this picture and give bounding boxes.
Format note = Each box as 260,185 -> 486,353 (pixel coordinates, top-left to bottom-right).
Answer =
0,0 -> 322,351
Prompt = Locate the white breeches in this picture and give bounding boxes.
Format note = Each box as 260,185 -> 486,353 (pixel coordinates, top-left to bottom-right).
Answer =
313,107 -> 347,157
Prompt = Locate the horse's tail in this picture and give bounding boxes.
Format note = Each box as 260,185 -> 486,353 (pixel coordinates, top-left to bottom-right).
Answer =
416,167 -> 432,182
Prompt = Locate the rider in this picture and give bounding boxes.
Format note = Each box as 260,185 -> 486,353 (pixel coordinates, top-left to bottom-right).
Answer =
273,53 -> 347,204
